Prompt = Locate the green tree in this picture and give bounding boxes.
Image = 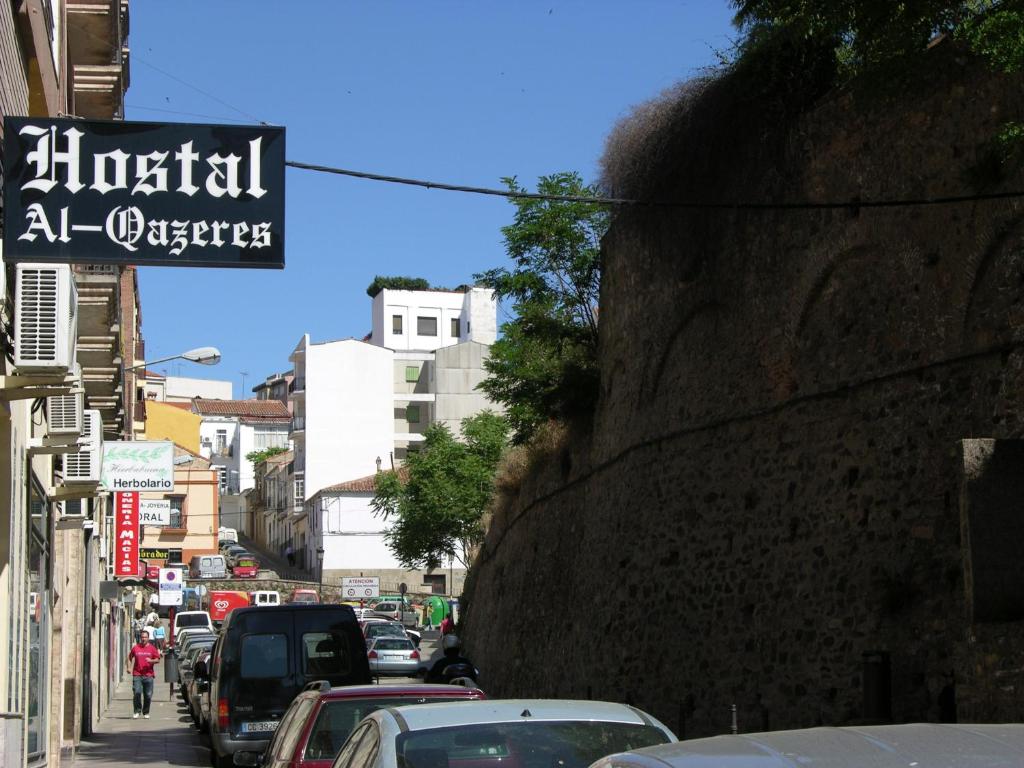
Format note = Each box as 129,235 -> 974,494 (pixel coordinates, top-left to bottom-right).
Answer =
365,275 -> 431,298
245,445 -> 288,465
371,412 -> 509,569
475,172 -> 609,444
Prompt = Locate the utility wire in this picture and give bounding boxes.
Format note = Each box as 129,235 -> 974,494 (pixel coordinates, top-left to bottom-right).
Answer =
285,160 -> 1024,210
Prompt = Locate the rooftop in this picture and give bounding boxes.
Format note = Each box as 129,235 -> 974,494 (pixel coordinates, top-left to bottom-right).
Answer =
318,467 -> 409,495
192,398 -> 291,420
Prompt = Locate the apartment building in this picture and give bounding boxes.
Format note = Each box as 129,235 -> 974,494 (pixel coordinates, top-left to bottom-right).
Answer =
287,286 -> 498,590
253,370 -> 294,412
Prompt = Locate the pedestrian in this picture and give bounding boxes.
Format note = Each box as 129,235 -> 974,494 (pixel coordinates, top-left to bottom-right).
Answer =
424,606 -> 433,631
152,621 -> 166,651
145,607 -> 159,627
439,612 -> 454,636
285,544 -> 295,568
126,629 -> 161,719
132,610 -> 145,643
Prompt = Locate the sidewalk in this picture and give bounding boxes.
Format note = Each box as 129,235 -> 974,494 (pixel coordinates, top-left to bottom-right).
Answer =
74,679 -> 208,767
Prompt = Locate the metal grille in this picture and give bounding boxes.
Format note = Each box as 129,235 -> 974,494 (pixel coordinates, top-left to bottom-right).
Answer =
47,393 -> 83,435
16,268 -> 59,362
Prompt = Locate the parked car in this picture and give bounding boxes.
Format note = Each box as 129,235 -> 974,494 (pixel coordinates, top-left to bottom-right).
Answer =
251,590 -> 281,607
190,553 -> 228,579
172,610 -> 215,645
238,682 -> 486,768
290,589 -> 320,604
232,556 -> 260,578
196,603 -> 371,768
371,601 -> 417,628
218,526 -> 239,545
367,636 -> 420,676
225,546 -> 254,568
187,648 -> 214,731
587,723 -> 1024,768
178,636 -> 216,689
362,621 -> 407,645
325,700 -> 676,768
176,630 -> 216,666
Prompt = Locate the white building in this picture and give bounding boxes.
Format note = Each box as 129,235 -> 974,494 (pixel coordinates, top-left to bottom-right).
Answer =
289,286 -> 499,589
193,399 -> 292,533
142,371 -> 233,403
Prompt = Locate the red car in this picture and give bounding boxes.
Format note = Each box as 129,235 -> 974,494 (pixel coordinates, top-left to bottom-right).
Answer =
253,683 -> 486,768
231,556 -> 260,578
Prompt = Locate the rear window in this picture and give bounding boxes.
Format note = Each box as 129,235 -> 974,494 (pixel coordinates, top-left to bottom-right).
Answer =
366,624 -> 404,638
293,593 -> 317,603
236,558 -> 257,567
241,633 -> 289,678
302,632 -> 351,677
305,697 -> 472,761
177,614 -> 211,628
373,638 -> 412,651
396,721 -> 670,768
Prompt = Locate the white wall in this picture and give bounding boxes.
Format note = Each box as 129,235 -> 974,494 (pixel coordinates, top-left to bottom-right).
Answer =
433,341 -> 498,434
316,493 -> 403,571
465,287 -> 498,345
304,339 -> 394,499
371,289 -> 472,352
166,376 -> 233,402
199,417 -> 240,490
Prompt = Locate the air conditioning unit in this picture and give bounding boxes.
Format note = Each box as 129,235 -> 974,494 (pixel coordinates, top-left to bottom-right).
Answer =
64,409 -> 102,483
57,498 -> 87,518
47,390 -> 84,436
14,263 -> 78,373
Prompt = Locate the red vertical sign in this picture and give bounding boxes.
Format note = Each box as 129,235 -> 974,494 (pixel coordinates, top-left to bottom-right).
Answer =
114,492 -> 139,577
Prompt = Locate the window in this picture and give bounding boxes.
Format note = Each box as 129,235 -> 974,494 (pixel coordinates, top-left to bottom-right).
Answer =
213,466 -> 228,495
167,549 -> 183,564
274,698 -> 316,761
392,315 -> 403,334
294,477 -> 305,505
167,497 -> 184,528
416,316 -> 437,336
405,366 -> 419,383
302,631 -> 351,676
254,428 -> 288,450
451,318 -> 460,337
406,406 -> 420,424
215,429 -> 227,454
240,633 -> 288,678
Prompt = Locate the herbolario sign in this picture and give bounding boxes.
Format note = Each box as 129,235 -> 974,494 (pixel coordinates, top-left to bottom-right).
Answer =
2,117 -> 285,268
102,440 -> 174,492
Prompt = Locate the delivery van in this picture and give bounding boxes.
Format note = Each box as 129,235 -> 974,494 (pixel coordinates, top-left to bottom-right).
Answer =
208,590 -> 250,623
190,554 -> 228,579
250,591 -> 280,607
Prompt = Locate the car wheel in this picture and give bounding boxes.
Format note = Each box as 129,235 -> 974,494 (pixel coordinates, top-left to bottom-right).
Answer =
212,749 -> 232,768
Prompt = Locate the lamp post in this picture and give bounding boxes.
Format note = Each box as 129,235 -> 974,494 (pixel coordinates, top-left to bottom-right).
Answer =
126,346 -> 222,372
316,547 -> 325,601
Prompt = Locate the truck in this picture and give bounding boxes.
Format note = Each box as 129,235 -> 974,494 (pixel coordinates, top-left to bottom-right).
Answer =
207,590 -> 249,624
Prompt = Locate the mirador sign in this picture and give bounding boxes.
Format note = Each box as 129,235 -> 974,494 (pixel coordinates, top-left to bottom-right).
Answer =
2,117 -> 285,268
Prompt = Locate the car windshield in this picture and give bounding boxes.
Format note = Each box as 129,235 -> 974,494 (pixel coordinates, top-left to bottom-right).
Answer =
305,698 -> 472,761
236,558 -> 257,567
373,638 -> 412,651
396,721 -> 669,768
176,614 -> 210,627
294,593 -> 317,603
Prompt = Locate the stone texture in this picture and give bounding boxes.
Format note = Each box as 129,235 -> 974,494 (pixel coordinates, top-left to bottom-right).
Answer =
463,45 -> 1024,737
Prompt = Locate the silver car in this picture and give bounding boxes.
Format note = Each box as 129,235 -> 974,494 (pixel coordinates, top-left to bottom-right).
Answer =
367,636 -> 419,676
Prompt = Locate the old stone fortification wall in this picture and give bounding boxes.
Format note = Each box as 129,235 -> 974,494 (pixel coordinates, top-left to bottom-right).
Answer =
463,45 -> 1024,737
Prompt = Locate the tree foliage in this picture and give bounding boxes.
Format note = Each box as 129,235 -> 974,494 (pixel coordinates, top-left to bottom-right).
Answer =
366,275 -> 432,298
245,445 -> 288,465
731,1 -> 1024,76
475,173 -> 609,444
371,412 -> 509,569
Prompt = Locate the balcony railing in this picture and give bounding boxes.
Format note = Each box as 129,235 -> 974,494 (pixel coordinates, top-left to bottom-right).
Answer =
292,416 -> 305,431
289,377 -> 306,393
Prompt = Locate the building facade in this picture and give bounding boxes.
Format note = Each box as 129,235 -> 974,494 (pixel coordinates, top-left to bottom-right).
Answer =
287,286 -> 499,592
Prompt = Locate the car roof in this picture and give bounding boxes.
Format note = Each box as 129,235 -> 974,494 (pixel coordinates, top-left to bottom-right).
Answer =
386,700 -> 657,732
317,684 -> 484,701
605,724 -> 1024,767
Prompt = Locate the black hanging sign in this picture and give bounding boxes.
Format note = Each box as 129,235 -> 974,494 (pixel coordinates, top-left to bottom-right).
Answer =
2,117 -> 285,268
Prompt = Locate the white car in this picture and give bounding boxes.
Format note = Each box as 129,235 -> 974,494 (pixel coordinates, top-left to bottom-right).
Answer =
587,723 -> 1024,768
330,699 -> 676,768
172,610 -> 214,645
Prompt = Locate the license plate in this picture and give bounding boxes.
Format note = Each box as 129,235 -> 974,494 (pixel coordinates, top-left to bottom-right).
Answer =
241,721 -> 279,733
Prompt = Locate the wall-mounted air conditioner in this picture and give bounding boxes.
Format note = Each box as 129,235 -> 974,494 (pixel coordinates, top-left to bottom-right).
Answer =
64,409 -> 102,483
47,390 -> 85,437
14,263 -> 78,373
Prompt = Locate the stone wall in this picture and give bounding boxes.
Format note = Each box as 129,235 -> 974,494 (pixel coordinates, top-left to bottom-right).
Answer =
463,44 -> 1024,738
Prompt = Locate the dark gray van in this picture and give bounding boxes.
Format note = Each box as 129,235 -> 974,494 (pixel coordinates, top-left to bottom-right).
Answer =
199,604 -> 370,768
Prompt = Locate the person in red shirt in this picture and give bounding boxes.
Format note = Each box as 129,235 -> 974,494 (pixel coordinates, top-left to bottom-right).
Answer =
126,629 -> 162,718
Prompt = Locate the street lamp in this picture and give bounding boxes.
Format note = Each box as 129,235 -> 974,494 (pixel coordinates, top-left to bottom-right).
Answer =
316,547 -> 325,601
126,346 -> 222,372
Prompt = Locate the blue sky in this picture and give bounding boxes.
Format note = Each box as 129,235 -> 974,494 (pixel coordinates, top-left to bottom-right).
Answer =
128,1 -> 736,394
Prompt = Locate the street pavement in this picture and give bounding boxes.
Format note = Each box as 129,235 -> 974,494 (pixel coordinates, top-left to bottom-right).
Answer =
73,678 -> 208,767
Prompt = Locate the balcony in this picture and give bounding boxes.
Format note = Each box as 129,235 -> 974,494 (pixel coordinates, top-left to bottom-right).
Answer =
67,0 -> 130,119
73,264 -> 124,436
288,377 -> 306,394
291,416 -> 305,432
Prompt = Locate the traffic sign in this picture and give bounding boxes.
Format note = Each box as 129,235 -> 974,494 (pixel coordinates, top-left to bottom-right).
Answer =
341,577 -> 379,599
158,567 -> 184,606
